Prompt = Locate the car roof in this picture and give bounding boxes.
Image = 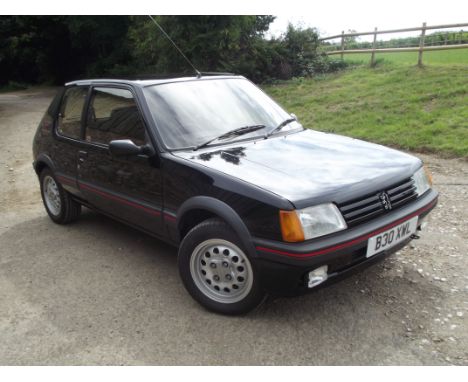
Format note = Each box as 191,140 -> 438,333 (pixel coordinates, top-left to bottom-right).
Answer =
65,73 -> 245,87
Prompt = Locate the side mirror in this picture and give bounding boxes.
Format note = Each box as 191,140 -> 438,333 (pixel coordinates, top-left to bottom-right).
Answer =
290,113 -> 298,121
109,139 -> 153,157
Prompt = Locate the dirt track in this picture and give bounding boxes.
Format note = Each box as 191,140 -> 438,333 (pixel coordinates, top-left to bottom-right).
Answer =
0,88 -> 467,365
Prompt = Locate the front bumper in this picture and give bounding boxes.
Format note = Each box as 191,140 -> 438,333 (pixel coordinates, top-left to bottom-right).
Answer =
252,189 -> 438,296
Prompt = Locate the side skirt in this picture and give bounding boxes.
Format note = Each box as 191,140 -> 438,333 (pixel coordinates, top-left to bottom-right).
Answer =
73,197 -> 179,249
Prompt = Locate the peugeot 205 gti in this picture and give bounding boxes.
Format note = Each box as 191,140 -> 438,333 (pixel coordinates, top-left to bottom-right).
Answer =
33,74 -> 438,314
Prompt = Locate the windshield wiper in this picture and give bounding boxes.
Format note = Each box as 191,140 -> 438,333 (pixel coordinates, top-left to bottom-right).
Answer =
194,124 -> 266,151
265,118 -> 297,138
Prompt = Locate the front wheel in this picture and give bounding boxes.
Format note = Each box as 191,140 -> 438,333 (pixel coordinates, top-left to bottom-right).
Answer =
178,218 -> 266,315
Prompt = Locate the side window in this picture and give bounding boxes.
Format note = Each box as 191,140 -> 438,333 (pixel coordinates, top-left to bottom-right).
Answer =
85,87 -> 146,146
57,86 -> 88,139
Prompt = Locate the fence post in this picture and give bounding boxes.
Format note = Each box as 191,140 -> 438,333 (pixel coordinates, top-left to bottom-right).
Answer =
340,31 -> 345,60
370,27 -> 378,67
418,22 -> 426,67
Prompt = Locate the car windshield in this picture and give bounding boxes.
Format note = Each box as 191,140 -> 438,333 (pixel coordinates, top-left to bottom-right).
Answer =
143,78 -> 301,150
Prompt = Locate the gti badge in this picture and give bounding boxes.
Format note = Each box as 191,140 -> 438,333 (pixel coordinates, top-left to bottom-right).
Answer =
379,191 -> 392,211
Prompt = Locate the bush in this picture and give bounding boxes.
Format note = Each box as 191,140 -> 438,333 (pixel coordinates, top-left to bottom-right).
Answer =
0,81 -> 28,92
0,16 -> 347,86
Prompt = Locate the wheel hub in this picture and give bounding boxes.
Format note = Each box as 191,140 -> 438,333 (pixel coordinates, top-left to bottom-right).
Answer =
43,175 -> 61,216
189,239 -> 253,304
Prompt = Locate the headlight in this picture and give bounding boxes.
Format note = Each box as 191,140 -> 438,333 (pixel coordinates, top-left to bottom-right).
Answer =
412,166 -> 432,196
279,203 -> 347,242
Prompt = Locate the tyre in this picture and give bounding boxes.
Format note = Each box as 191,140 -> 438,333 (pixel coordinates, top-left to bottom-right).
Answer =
178,218 -> 266,315
39,168 -> 81,224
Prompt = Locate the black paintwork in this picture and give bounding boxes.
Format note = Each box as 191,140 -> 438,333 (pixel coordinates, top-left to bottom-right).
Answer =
32,74 -> 438,295
176,129 -> 423,209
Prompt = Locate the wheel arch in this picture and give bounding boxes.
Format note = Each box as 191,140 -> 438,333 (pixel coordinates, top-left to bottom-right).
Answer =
33,154 -> 55,176
176,196 -> 257,258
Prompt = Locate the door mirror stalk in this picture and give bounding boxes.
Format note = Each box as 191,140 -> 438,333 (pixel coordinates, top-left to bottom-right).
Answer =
109,139 -> 154,157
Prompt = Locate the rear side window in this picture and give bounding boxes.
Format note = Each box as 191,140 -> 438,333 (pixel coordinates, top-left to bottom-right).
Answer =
85,87 -> 146,145
57,86 -> 88,139
47,87 -> 65,118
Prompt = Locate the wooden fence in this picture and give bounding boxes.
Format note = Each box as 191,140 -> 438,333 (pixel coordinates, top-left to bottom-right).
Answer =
320,22 -> 468,66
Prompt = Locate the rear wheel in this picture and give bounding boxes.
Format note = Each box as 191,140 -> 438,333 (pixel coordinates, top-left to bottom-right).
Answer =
178,218 -> 266,315
40,168 -> 81,224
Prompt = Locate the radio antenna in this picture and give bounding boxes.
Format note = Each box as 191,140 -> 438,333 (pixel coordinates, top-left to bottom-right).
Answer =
147,15 -> 202,78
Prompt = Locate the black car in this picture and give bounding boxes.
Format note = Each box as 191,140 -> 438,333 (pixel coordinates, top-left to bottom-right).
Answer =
33,74 -> 438,314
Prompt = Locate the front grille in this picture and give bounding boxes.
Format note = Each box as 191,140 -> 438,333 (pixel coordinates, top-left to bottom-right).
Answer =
338,178 -> 417,227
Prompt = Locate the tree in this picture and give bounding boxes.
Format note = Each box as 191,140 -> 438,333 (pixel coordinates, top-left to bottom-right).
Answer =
0,15 -> 344,86
126,16 -> 276,77
0,16 -> 130,85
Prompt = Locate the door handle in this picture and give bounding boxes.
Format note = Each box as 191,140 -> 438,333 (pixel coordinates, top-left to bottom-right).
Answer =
78,150 -> 88,163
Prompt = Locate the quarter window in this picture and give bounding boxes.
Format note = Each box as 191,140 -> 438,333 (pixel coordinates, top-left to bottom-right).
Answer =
85,87 -> 146,145
57,86 -> 88,139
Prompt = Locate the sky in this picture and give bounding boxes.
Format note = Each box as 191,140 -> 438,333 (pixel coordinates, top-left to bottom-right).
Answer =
267,0 -> 468,41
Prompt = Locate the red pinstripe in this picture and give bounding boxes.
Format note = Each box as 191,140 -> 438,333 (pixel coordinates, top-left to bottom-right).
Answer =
78,182 -> 162,217
56,175 -> 177,222
256,198 -> 437,259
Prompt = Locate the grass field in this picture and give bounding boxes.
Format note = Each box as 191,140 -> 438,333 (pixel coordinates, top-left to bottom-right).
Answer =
343,48 -> 468,66
264,59 -> 468,158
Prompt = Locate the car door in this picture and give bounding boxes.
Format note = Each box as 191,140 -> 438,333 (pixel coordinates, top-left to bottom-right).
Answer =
52,86 -> 88,193
77,85 -> 164,236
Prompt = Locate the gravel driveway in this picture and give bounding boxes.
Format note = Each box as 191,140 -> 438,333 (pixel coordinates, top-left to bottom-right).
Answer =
0,88 -> 467,365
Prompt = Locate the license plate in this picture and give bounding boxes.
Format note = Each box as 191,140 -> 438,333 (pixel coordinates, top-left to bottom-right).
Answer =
366,216 -> 418,258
